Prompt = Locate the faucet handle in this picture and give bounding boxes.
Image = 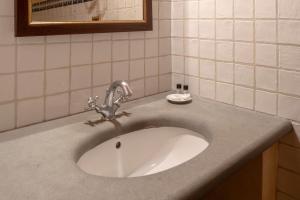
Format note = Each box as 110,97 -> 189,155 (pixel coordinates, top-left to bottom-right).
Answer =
87,96 -> 99,109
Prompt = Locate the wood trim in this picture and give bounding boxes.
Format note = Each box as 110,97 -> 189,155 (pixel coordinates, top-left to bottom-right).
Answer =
15,0 -> 153,36
203,143 -> 279,200
262,143 -> 278,200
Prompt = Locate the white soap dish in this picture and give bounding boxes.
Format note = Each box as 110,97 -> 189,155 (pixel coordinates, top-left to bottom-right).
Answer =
166,93 -> 192,104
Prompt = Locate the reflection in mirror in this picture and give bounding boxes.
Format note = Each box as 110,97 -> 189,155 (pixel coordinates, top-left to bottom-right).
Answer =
30,0 -> 144,23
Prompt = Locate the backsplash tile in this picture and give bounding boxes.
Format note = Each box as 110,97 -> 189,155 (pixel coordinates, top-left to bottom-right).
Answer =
171,0 -> 300,123
0,0 -> 299,131
0,0 -> 171,132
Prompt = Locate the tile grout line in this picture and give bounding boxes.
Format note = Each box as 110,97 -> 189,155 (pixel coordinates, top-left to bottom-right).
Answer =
13,34 -> 17,129
43,36 -> 47,121
276,0 -> 280,116
232,0 -> 236,106
68,35 -> 72,115
214,0 -> 217,100
253,0 -> 256,111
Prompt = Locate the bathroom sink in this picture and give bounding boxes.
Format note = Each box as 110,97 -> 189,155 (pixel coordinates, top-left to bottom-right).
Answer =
77,127 -> 209,178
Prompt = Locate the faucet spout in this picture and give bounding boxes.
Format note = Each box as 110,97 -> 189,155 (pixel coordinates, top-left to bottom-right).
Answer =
104,80 -> 132,107
87,81 -> 133,120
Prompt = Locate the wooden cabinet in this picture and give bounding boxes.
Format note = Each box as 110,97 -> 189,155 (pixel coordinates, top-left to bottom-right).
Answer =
203,144 -> 278,200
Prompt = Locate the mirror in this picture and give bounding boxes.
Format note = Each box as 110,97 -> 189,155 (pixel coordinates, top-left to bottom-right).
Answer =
30,0 -> 144,23
15,0 -> 152,36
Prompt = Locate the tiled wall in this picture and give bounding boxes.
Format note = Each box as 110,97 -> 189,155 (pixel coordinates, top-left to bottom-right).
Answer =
170,0 -> 300,199
0,0 -> 172,132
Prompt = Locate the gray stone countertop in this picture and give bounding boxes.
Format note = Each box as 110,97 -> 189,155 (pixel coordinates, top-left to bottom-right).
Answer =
0,93 -> 293,200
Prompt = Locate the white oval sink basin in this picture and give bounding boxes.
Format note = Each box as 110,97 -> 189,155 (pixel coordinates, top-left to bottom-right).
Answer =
77,127 -> 209,178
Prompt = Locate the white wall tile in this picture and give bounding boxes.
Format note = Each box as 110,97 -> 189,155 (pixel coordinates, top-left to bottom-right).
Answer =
145,76 -> 159,96
235,21 -> 254,42
234,0 -> 253,18
255,0 -> 276,18
279,70 -> 300,96
235,64 -> 254,87
216,62 -> 234,83
17,98 -> 44,127
184,20 -> 198,38
17,36 -> 44,45
216,82 -> 234,104
145,57 -> 159,77
200,59 -> 215,79
172,2 -> 184,19
159,2 -> 171,19
71,65 -> 92,90
93,33 -> 111,41
0,0 -> 14,16
199,0 -> 215,19
45,93 -> 69,120
184,1 -> 198,19
216,20 -> 233,40
46,35 -> 70,43
130,40 -> 145,59
185,76 -> 199,95
145,39 -> 158,58
159,38 -> 171,56
278,20 -> 300,45
199,20 -> 215,39
159,74 -> 172,92
112,61 -> 129,81
0,45 -> 15,73
278,0 -> 300,19
184,39 -> 198,57
17,72 -> 44,99
70,89 -> 91,114
0,74 -> 14,103
235,86 -> 254,109
185,57 -> 199,76
279,45 -> 300,71
172,56 -> 184,74
112,40 -> 129,61
171,20 -> 184,37
46,68 -> 69,95
200,79 -> 215,99
216,41 -> 233,61
255,20 -> 276,43
235,42 -> 254,64
216,0 -> 233,18
255,43 -> 277,67
159,20 -> 171,37
93,63 -> 111,86
199,40 -> 215,59
159,56 -> 172,74
130,79 -> 145,99
17,45 -> 45,72
0,103 -> 15,132
71,42 -> 92,65
172,38 -> 184,55
130,59 -> 145,80
0,17 -> 15,44
93,41 -> 112,63
256,67 -> 277,91
46,43 -> 70,69
255,90 -> 277,115
278,95 -> 300,121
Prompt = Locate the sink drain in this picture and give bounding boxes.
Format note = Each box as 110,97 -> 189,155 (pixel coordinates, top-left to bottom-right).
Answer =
116,141 -> 121,149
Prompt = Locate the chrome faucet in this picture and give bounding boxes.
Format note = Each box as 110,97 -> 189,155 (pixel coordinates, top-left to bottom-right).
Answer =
87,80 -> 133,120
